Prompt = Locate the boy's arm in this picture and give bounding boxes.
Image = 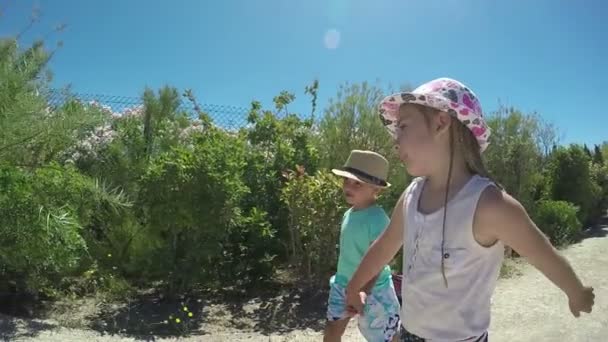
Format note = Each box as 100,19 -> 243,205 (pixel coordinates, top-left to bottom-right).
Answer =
361,274 -> 379,294
360,209 -> 391,294
478,187 -> 594,316
346,193 -> 405,295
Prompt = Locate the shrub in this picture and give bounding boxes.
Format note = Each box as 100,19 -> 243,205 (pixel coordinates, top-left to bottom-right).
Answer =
218,207 -> 277,288
242,99 -> 319,261
281,168 -> 347,284
0,165 -> 88,294
547,145 -> 597,224
138,128 -> 249,294
532,200 -> 582,246
484,108 -> 552,210
589,162 -> 608,222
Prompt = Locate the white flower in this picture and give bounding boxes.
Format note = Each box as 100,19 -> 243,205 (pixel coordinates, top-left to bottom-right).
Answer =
101,105 -> 113,115
66,121 -> 117,162
179,124 -> 205,140
122,105 -> 144,118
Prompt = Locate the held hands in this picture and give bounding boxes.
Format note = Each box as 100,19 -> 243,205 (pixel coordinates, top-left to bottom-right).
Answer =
345,289 -> 367,317
568,286 -> 595,317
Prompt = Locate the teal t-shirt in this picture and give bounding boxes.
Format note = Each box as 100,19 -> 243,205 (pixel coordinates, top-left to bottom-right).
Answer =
334,204 -> 392,289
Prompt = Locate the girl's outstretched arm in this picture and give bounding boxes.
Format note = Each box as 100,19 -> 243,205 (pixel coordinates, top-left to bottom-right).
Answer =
345,193 -> 406,312
477,187 -> 595,317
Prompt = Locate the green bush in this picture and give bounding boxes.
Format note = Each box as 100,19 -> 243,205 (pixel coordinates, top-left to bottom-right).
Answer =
533,200 -> 582,246
242,99 -> 319,261
281,168 -> 347,284
138,128 -> 251,293
0,166 -> 88,294
547,145 -> 597,224
590,162 -> 608,222
484,108 -> 555,209
71,87 -> 191,194
0,39 -> 106,168
0,163 -> 132,295
218,207 -> 277,288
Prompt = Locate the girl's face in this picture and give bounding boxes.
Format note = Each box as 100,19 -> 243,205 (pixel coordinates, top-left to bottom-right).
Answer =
395,104 -> 448,177
342,177 -> 379,208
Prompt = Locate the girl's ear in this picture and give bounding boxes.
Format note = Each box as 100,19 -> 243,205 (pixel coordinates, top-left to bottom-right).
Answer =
435,111 -> 452,136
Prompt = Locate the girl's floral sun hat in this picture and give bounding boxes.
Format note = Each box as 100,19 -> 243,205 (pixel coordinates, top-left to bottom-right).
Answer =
379,77 -> 491,152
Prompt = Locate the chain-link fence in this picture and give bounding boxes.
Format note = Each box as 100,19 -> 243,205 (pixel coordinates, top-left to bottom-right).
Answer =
45,89 -> 252,130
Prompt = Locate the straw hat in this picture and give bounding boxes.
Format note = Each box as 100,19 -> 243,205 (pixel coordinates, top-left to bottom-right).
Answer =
331,150 -> 390,188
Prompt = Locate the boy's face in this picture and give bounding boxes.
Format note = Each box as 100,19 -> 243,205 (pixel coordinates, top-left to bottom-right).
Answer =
342,177 -> 379,208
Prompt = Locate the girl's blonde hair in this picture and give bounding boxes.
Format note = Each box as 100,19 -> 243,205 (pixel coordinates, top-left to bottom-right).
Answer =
412,104 -> 501,287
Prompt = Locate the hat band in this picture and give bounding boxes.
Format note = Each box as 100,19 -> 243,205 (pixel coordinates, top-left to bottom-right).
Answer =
342,167 -> 387,187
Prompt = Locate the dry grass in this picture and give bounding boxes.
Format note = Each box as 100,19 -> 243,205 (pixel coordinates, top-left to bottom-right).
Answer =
44,295 -> 105,329
499,257 -> 525,279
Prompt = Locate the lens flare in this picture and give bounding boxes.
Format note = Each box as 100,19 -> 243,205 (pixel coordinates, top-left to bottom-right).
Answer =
323,29 -> 341,50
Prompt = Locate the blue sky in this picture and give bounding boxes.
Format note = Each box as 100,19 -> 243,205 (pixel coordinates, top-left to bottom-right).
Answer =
2,0 -> 607,146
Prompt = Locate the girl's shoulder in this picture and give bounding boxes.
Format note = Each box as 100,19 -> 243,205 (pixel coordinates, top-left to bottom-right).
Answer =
399,177 -> 425,205
409,177 -> 425,187
477,182 -> 512,213
474,183 -> 553,257
475,185 -> 526,234
404,177 -> 425,195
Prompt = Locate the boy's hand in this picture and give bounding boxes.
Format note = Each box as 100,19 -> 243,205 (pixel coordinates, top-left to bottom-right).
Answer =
345,290 -> 367,316
568,286 -> 595,317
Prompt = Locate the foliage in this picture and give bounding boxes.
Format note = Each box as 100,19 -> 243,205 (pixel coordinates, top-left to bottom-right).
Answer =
0,166 -> 84,294
601,142 -> 608,164
0,39 -> 105,168
70,87 -> 191,193
532,200 -> 582,246
138,128 -> 250,294
484,107 -> 559,209
218,207 -> 277,288
317,81 -> 409,211
242,95 -> 319,261
0,164 -> 129,294
281,168 -> 347,284
546,145 -> 599,224
589,162 -> 608,222
592,144 -> 604,165
317,81 -> 391,167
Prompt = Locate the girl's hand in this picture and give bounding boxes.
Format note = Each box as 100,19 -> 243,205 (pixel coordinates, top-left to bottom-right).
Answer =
568,286 -> 595,317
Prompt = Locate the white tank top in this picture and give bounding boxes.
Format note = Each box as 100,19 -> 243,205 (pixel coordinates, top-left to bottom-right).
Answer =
401,175 -> 504,341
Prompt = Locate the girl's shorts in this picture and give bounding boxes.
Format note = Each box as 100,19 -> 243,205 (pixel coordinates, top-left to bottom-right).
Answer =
326,277 -> 401,342
399,327 -> 489,342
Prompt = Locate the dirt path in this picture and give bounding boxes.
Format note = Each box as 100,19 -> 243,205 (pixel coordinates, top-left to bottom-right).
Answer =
1,226 -> 606,342
488,225 -> 608,342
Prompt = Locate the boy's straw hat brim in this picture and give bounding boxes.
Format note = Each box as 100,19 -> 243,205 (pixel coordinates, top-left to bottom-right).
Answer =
331,150 -> 391,188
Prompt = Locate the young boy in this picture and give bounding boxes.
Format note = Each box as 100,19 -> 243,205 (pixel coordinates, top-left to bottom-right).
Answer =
324,149 -> 401,342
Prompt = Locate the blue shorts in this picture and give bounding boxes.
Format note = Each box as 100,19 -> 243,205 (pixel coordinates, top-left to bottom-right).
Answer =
326,276 -> 401,342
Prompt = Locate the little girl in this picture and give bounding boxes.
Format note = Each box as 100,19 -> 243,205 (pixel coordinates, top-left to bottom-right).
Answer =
344,78 -> 595,341
325,149 -> 401,342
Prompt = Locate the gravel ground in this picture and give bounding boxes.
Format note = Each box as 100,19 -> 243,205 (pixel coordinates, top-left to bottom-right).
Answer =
488,225 -> 608,342
1,225 -> 606,342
